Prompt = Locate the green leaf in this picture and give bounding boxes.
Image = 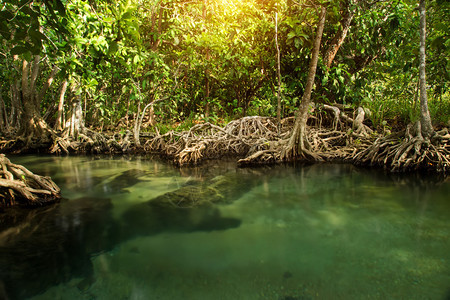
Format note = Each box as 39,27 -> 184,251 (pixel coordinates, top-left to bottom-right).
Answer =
108,41 -> 119,55
122,12 -> 133,20
21,6 -> 36,18
11,46 -> 29,55
89,78 -> 99,86
23,51 -> 32,62
88,46 -> 98,56
15,27 -> 28,40
431,36 -> 445,51
0,22 -> 10,40
287,31 -> 296,40
29,30 -> 47,43
30,43 -> 42,55
133,55 -> 140,65
71,58 -> 83,67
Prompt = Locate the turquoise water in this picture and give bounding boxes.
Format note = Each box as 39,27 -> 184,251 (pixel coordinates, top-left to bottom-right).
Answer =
1,155 -> 449,299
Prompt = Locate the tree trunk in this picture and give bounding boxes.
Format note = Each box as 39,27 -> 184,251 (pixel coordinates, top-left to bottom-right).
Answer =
29,56 -> 40,106
19,59 -> 41,137
418,0 -> 433,138
0,91 -> 5,133
203,0 -> 211,119
283,6 -> 327,160
323,0 -> 357,69
10,81 -> 21,130
204,49 -> 211,119
54,79 -> 68,131
275,10 -> 282,127
152,5 -> 163,51
68,96 -> 84,139
36,65 -> 58,105
18,56 -> 55,141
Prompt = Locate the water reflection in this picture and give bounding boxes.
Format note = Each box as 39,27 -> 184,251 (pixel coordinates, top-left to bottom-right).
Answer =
0,196 -> 242,299
0,156 -> 259,299
0,157 -> 449,300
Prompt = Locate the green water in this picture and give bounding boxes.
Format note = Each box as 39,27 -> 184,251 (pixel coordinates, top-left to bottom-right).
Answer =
1,155 -> 449,300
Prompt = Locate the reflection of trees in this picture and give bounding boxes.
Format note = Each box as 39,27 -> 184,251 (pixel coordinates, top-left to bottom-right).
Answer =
260,163 -> 449,215
0,196 -> 112,300
0,194 -> 243,299
2,157 -> 448,299
0,167 -> 259,300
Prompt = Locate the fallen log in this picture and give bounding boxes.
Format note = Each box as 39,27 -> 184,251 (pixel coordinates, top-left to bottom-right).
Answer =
0,154 -> 61,207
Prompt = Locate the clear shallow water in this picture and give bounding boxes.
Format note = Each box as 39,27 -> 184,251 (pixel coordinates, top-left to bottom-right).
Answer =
1,155 -> 449,300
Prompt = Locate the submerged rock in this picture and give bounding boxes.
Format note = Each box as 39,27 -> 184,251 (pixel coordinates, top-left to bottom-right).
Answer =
0,167 -> 264,299
0,175 -> 247,300
149,171 -> 258,208
121,200 -> 242,237
99,168 -> 150,193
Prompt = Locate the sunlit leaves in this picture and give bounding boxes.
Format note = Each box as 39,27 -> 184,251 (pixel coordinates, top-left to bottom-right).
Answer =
1,0 -> 447,130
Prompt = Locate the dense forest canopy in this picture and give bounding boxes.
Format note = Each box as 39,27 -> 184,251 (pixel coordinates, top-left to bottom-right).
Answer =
0,0 -> 448,137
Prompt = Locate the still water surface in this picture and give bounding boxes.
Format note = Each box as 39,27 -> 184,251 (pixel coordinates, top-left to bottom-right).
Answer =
1,155 -> 449,300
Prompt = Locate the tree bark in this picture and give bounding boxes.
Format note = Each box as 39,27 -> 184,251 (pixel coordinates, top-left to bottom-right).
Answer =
36,65 -> 58,105
54,79 -> 68,131
18,57 -> 53,139
0,91 -> 5,133
10,81 -> 21,129
29,56 -> 40,103
323,0 -> 357,69
21,60 -> 30,105
20,60 -> 39,137
152,5 -> 163,51
418,0 -> 433,138
68,96 -> 84,139
283,6 -> 327,159
203,0 -> 211,119
275,10 -> 282,127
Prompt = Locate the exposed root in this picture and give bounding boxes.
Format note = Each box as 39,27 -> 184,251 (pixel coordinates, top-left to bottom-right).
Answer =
3,103 -> 447,174
239,104 -> 376,165
50,128 -> 128,154
239,126 -> 374,166
237,149 -> 281,166
144,106 -> 377,167
354,122 -> 450,172
323,105 -> 373,135
145,116 -> 281,166
0,125 -> 55,153
0,154 -> 61,207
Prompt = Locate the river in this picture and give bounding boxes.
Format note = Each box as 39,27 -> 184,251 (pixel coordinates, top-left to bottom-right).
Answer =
1,155 -> 449,300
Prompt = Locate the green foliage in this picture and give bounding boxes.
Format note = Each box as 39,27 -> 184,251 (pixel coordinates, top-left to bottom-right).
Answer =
0,0 -> 66,59
429,94 -> 450,126
0,0 -> 448,133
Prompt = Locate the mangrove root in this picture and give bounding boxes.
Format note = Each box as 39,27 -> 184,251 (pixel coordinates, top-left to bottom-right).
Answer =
0,154 -> 61,207
354,122 -> 450,172
144,107 -> 377,167
145,116 -> 281,166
